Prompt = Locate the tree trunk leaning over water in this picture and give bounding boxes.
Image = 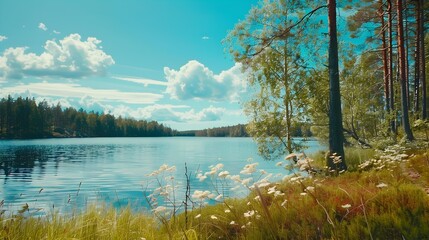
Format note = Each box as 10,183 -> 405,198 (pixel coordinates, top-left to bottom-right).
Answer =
327,0 -> 347,171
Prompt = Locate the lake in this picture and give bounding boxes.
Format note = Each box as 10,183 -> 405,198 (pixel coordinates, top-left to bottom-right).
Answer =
0,137 -> 324,214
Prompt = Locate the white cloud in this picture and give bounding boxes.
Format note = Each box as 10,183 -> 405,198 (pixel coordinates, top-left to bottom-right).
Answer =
38,22 -> 48,31
202,36 -> 210,40
53,30 -> 61,35
113,76 -> 168,87
0,35 -> 7,42
0,33 -> 114,79
107,104 -> 225,122
1,82 -> 163,104
164,60 -> 246,101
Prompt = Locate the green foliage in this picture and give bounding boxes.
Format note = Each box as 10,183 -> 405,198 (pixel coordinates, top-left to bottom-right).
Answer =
225,0 -> 323,159
0,96 -> 175,139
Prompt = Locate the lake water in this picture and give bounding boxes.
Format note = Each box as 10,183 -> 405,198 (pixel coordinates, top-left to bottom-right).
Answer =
0,137 -> 324,214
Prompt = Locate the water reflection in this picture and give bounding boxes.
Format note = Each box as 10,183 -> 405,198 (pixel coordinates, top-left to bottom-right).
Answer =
0,138 -> 325,214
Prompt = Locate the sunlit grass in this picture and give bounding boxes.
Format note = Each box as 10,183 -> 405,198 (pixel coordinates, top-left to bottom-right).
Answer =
1,146 -> 429,239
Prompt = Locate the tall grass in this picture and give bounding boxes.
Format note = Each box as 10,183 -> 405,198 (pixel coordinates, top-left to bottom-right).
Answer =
1,148 -> 428,239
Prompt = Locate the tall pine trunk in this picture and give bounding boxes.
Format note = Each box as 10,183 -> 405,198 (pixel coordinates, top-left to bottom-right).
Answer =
387,0 -> 396,134
397,0 -> 414,141
414,0 -> 421,115
327,0 -> 346,171
379,0 -> 390,122
418,0 -> 427,119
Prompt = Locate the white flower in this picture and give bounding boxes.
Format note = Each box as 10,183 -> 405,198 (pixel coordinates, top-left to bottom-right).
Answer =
218,171 -> 230,178
276,161 -> 283,167
153,206 -> 167,214
196,173 -> 207,182
192,190 -> 212,200
274,191 -> 285,197
300,192 -> 307,196
195,214 -> 201,219
230,221 -> 236,225
260,170 -> 267,175
240,163 -> 258,175
215,194 -> 223,201
376,183 -> 388,188
244,210 -> 255,218
210,215 -> 218,220
225,209 -> 231,213
281,199 -> 288,207
285,153 -> 297,160
341,204 -> 351,209
230,175 -> 242,183
242,177 -> 252,186
305,186 -> 315,192
267,186 -> 276,195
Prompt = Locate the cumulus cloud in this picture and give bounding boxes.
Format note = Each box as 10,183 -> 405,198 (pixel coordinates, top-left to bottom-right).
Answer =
38,22 -> 48,31
108,104 -> 225,122
1,82 -> 162,104
0,35 -> 7,42
0,33 -> 114,79
164,60 -> 246,102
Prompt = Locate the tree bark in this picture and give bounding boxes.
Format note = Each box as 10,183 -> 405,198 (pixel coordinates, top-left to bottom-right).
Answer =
387,0 -> 396,134
397,0 -> 414,141
379,0 -> 390,118
414,0 -> 421,115
327,0 -> 346,170
418,0 -> 427,119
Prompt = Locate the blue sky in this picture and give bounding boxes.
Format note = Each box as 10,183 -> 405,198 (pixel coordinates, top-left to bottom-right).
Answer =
0,0 -> 261,130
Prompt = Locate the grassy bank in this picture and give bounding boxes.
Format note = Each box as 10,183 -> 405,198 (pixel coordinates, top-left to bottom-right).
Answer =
1,145 -> 429,239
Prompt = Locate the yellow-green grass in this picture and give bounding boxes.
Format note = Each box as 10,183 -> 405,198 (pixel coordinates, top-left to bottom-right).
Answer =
1,150 -> 429,240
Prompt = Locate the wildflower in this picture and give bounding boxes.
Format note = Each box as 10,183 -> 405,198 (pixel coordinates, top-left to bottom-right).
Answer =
247,201 -> 251,206
300,192 -> 307,196
341,204 -> 351,209
218,171 -> 230,178
225,209 -> 231,213
276,161 -> 283,167
267,186 -> 277,195
196,173 -> 207,182
210,215 -> 218,220
240,163 -> 258,175
153,206 -> 167,214
274,191 -> 285,197
241,225 -> 246,229
192,190 -> 212,200
247,221 -> 252,226
215,194 -> 223,201
376,183 -> 388,188
241,177 -> 252,186
260,169 -> 267,175
255,179 -> 270,188
254,195 -> 260,201
195,214 -> 201,219
285,153 -> 297,160
230,221 -> 236,225
244,210 -> 255,218
305,186 -> 315,192
281,199 -> 288,207
230,175 -> 242,183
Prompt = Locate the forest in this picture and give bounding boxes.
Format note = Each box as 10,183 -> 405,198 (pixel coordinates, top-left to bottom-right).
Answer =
0,96 -> 175,139
224,0 -> 428,162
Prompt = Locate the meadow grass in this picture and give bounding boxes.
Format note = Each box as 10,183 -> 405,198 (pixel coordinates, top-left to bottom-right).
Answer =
1,147 -> 428,239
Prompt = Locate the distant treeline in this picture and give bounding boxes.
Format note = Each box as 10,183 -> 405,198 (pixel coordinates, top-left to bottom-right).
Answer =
0,96 -> 175,139
177,123 -> 312,138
